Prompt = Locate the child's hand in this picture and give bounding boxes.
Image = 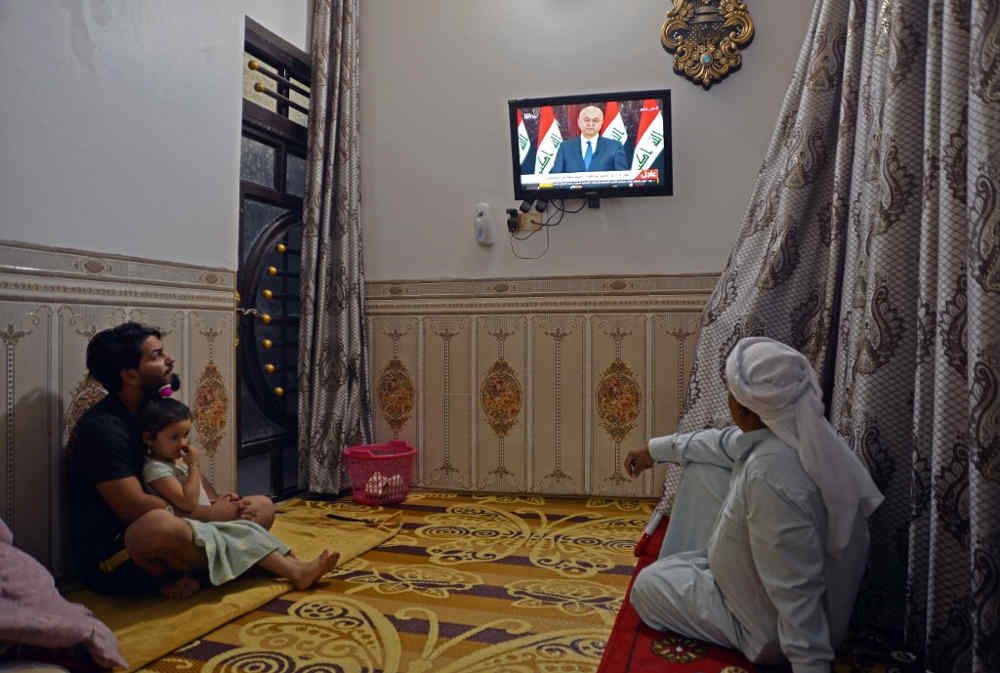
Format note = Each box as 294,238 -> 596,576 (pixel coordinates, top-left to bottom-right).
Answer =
238,497 -> 258,521
181,444 -> 201,467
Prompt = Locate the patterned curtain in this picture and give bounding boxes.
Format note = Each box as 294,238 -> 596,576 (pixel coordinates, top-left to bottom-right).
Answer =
298,0 -> 372,494
672,1 -> 1000,671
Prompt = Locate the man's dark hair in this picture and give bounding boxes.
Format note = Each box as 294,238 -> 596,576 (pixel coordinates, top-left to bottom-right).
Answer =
86,322 -> 162,393
137,398 -> 192,438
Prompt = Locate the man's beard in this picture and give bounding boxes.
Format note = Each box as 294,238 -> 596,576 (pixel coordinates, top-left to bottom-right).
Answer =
142,373 -> 181,401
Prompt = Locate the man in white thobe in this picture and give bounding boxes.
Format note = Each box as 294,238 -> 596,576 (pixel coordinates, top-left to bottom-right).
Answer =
624,337 -> 884,673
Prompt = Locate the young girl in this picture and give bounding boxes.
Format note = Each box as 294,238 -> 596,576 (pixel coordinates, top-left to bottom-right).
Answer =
138,398 -> 338,590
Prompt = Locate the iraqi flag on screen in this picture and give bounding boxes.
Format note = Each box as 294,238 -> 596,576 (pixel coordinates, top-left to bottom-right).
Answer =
516,110 -> 532,167
534,106 -> 562,174
631,99 -> 665,171
601,101 -> 628,146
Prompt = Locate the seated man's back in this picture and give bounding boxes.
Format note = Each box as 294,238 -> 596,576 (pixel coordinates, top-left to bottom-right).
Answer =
705,429 -> 868,662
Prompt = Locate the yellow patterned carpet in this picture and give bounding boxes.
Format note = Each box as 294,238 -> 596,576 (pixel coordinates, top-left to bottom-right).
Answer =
138,491 -> 655,673
73,498 -> 400,673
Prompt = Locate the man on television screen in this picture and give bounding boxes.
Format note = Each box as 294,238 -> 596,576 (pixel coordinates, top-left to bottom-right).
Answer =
551,105 -> 628,173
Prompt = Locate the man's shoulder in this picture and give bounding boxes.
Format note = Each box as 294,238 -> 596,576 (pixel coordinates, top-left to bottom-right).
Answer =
71,395 -> 132,455
745,437 -> 815,489
75,395 -> 127,429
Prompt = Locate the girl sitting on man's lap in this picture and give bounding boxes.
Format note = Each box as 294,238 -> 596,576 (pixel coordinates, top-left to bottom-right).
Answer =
138,398 -> 338,591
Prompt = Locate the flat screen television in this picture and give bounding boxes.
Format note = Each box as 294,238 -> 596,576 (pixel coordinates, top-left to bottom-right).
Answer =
508,89 -> 672,201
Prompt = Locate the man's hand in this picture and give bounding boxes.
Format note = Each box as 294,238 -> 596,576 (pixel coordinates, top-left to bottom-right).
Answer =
623,446 -> 654,478
207,496 -> 241,521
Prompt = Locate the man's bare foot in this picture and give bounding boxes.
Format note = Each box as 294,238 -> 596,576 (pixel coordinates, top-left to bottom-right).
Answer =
290,550 -> 339,590
160,574 -> 200,599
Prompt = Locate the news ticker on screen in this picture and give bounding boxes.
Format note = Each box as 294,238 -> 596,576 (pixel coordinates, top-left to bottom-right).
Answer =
521,168 -> 660,190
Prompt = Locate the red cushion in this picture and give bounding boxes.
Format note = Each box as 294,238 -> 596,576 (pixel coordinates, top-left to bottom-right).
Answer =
598,517 -> 758,673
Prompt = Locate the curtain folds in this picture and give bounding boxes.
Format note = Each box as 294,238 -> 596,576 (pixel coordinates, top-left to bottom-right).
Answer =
673,2 -> 1000,671
298,0 -> 373,495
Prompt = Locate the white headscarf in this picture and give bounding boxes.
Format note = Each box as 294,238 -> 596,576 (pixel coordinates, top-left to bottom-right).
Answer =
725,336 -> 884,555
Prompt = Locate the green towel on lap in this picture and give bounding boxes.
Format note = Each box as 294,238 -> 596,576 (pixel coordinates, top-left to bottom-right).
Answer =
185,519 -> 289,585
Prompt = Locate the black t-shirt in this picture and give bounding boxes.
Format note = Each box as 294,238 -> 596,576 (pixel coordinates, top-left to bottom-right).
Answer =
67,394 -> 144,579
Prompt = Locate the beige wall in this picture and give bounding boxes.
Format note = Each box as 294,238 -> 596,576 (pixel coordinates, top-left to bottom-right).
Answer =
360,0 -> 816,280
0,0 -> 309,270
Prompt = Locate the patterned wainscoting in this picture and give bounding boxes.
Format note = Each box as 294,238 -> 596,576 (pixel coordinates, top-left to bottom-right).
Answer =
366,274 -> 718,498
0,241 -> 236,576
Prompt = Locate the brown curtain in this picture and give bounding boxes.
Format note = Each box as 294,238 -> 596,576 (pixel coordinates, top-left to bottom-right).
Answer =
671,1 -> 1000,671
298,0 -> 372,494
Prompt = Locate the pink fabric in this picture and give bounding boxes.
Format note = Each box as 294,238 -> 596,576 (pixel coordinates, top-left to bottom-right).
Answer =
0,519 -> 127,670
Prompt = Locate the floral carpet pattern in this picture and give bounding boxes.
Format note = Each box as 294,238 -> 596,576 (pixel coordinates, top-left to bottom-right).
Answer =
137,492 -> 920,673
139,491 -> 654,673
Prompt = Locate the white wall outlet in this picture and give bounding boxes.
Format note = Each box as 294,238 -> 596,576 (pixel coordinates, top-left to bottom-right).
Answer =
474,202 -> 493,246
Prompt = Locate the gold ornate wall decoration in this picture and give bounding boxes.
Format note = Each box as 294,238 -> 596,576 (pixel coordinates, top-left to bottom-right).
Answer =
366,274 -> 718,497
377,328 -> 415,438
193,327 -> 228,456
58,308 -> 113,447
595,328 -> 641,485
538,323 -> 575,490
77,258 -> 110,274
480,326 -> 521,490
1,314 -> 40,528
662,324 -> 696,410
63,376 -> 107,446
430,323 -> 463,484
660,0 -> 755,89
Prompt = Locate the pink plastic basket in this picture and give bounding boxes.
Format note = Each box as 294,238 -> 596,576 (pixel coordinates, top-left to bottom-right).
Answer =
344,440 -> 417,506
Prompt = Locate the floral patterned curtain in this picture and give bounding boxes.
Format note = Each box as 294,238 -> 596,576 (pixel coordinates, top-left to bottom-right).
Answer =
672,1 -> 1000,670
298,0 -> 372,494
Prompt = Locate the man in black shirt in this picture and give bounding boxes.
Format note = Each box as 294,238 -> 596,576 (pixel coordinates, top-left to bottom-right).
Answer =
67,322 -> 256,597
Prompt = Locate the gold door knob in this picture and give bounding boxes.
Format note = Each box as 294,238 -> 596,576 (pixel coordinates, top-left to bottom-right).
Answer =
262,288 -> 274,299
261,338 -> 273,349
260,313 -> 272,325
264,363 -> 276,374
276,243 -> 287,253
273,386 -> 285,397
266,266 -> 278,276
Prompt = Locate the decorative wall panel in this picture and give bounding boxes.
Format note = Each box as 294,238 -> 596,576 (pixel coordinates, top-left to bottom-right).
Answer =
369,316 -> 420,474
366,274 -> 717,498
1,305 -> 52,568
532,316 -> 585,494
591,314 -> 647,496
423,317 -> 472,489
0,242 -> 236,577
477,315 -> 527,492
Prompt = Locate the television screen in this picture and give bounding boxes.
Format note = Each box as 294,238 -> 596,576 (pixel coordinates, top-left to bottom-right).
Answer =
508,89 -> 672,201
